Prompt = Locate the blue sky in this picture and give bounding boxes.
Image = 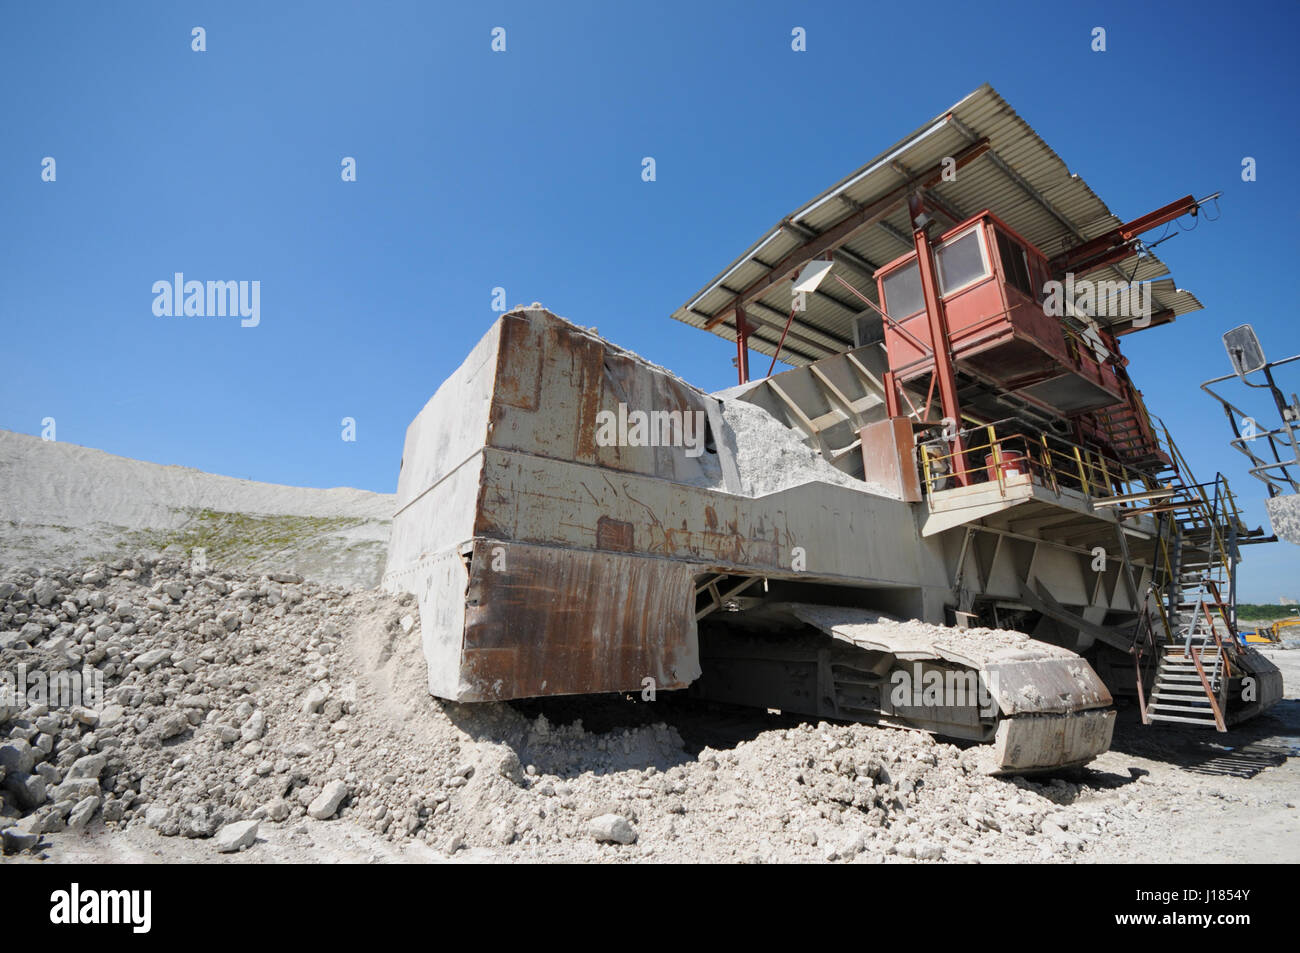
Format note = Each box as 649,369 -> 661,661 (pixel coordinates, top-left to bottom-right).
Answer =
2,0 -> 1298,600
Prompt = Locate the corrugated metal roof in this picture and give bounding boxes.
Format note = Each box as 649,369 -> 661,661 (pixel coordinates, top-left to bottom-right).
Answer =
672,84 -> 1203,367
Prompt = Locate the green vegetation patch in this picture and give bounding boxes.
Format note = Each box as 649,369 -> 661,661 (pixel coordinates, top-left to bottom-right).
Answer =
1236,603 -> 1300,622
126,507 -> 370,561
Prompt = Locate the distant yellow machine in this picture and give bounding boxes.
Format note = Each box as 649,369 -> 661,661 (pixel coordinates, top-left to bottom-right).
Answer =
1241,617 -> 1298,644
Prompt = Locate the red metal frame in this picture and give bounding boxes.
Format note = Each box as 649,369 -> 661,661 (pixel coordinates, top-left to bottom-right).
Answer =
876,208 -> 1130,423
1049,195 -> 1198,277
909,195 -> 970,485
735,308 -> 751,385
721,191 -> 1201,466
767,305 -> 798,378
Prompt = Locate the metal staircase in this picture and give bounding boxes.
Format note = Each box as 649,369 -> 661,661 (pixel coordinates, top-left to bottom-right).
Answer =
1145,586 -> 1231,729
1117,420 -> 1254,731
1090,383 -> 1173,475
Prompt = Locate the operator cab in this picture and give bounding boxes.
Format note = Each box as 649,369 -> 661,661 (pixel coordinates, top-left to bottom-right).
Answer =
875,211 -> 1126,418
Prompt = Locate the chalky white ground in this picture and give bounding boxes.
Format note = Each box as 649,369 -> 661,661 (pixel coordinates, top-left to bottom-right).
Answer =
2,556 -> 1295,864
1,428 -> 1295,863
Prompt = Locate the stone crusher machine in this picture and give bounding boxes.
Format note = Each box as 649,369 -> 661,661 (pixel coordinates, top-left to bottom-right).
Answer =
383,86 -> 1281,772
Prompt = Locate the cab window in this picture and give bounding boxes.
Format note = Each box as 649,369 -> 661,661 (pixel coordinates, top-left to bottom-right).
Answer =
881,260 -> 924,318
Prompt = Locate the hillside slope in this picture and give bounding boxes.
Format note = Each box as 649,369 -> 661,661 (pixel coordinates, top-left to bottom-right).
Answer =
0,431 -> 394,588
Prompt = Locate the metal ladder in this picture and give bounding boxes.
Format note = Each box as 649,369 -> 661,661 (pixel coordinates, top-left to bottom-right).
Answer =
1145,586 -> 1230,730
1123,425 -> 1245,731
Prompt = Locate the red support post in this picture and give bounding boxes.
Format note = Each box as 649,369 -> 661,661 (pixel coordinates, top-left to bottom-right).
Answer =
1048,194 -> 1199,277
883,370 -> 901,418
910,199 -> 969,485
735,307 -> 751,385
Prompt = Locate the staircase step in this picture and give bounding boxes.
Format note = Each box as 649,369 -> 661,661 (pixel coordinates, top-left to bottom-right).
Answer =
1151,684 -> 1215,695
1150,699 -> 1216,710
1149,702 -> 1217,714
1148,713 -> 1219,726
1152,699 -> 1217,710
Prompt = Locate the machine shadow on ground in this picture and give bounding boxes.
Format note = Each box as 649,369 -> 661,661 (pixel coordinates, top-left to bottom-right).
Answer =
507,692 -> 805,759
489,691 -> 1300,787
1107,697 -> 1299,779
497,692 -> 1137,788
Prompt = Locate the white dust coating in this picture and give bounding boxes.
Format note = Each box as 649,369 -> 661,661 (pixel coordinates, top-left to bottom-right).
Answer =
718,398 -> 897,499
0,555 -> 1183,862
7,556 -> 1295,863
512,304 -> 898,501
0,430 -> 393,589
1265,492 -> 1300,546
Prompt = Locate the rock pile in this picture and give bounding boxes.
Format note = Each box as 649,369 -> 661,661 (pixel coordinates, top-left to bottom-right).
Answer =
0,554 -> 373,852
1,553 -> 1137,862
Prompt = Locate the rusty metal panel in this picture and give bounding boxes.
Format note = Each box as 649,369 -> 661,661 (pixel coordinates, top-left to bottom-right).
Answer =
493,315 -> 544,412
476,448 -> 782,568
860,417 -> 921,502
456,539 -> 700,700
474,447 -> 945,588
488,314 -> 727,488
595,516 -> 634,552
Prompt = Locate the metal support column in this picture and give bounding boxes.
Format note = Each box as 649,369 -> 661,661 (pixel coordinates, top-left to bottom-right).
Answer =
735,307 -> 751,385
910,195 -> 968,485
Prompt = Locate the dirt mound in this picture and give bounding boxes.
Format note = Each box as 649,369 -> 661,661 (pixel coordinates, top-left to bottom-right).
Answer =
1,554 -> 1162,862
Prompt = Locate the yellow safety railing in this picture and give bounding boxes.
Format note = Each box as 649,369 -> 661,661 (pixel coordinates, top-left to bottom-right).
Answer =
918,414 -> 1248,652
917,418 -> 1158,505
1137,417 -> 1247,645
1153,417 -> 1241,587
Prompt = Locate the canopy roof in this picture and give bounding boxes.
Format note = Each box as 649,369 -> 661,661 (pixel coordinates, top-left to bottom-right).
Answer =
671,84 -> 1203,367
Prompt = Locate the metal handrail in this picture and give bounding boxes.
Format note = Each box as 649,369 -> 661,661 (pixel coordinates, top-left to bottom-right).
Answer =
916,417 -> 1157,502
1149,416 -> 1239,585
918,414 -> 1246,661
1201,354 -> 1300,496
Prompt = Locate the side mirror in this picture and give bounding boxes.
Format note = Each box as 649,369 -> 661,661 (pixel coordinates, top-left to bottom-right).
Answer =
1223,324 -> 1267,379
